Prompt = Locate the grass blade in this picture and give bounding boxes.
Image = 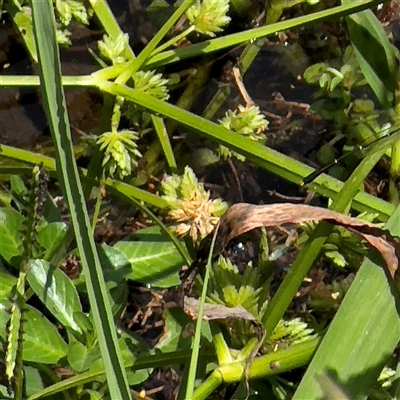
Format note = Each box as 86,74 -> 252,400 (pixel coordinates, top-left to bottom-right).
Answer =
293,250 -> 400,400
345,9 -> 398,109
262,124 -> 400,338
96,81 -> 397,221
30,2 -> 131,398
294,180 -> 400,397
145,0 -> 384,69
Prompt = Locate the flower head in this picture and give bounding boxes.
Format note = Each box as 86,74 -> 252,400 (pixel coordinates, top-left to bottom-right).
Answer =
186,0 -> 231,37
97,129 -> 142,179
98,33 -> 129,64
124,70 -> 170,127
133,70 -> 170,101
219,105 -> 268,160
161,166 -> 228,242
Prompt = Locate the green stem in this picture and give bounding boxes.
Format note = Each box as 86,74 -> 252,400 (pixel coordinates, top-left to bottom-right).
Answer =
212,328 -> 233,365
0,74 -> 95,87
186,227 -> 220,399
143,62 -> 212,172
145,0 -> 385,69
0,143 -> 166,208
262,124 -> 400,335
154,26 -> 196,55
389,139 -> 400,205
96,81 -> 397,221
92,183 -> 103,234
248,336 -> 321,380
192,370 -> 223,400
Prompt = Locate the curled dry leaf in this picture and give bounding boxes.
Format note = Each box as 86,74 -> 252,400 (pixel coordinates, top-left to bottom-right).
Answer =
187,203 -> 400,282
184,296 -> 256,321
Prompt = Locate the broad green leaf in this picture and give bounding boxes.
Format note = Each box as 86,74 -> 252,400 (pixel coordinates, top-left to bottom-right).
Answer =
132,225 -> 172,241
27,259 -> 82,333
76,245 -> 129,316
0,207 -> 24,265
114,240 -> 184,287
0,303 -> 68,364
0,267 -> 17,299
23,365 -> 56,398
118,331 -> 152,386
294,256 -> 400,400
73,311 -> 93,334
98,245 -> 131,287
155,308 -> 191,353
292,130 -> 400,400
10,175 -> 28,197
24,366 -> 45,397
67,333 -> 101,373
23,304 -> 68,363
345,9 -> 399,108
37,222 -> 67,259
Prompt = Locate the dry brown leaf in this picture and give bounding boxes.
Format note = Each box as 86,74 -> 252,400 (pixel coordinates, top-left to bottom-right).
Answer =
184,297 -> 256,321
189,203 -> 400,281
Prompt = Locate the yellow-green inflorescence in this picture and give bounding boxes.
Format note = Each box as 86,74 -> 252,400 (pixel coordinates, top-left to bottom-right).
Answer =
219,105 -> 269,161
98,33 -> 129,64
186,0 -> 231,37
97,129 -> 141,179
161,166 -> 228,243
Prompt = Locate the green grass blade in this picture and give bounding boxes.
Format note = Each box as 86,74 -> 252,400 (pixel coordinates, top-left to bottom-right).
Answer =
262,126 -> 400,334
293,251 -> 400,400
134,0 -> 194,69
95,81 -> 396,220
293,176 -> 400,397
30,2 -> 131,398
145,0 -> 384,69
151,115 -> 177,173
0,143 -> 166,208
345,9 -> 398,109
185,227 -> 220,399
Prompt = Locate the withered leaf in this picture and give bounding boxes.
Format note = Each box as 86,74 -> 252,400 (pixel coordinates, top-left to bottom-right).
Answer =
184,297 -> 256,321
191,203 -> 400,280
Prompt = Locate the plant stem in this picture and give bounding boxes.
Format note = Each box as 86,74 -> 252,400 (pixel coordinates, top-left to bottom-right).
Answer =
154,26 -> 196,55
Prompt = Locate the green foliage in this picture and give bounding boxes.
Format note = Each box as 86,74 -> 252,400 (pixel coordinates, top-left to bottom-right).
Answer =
1,0 -> 399,398
303,46 -> 368,126
300,223 -> 367,268
206,249 -> 316,352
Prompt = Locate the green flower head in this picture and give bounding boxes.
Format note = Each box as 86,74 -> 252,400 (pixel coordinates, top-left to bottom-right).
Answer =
97,129 -> 142,179
186,0 -> 231,37
133,70 -> 170,101
219,105 -> 268,160
98,33 -> 129,64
